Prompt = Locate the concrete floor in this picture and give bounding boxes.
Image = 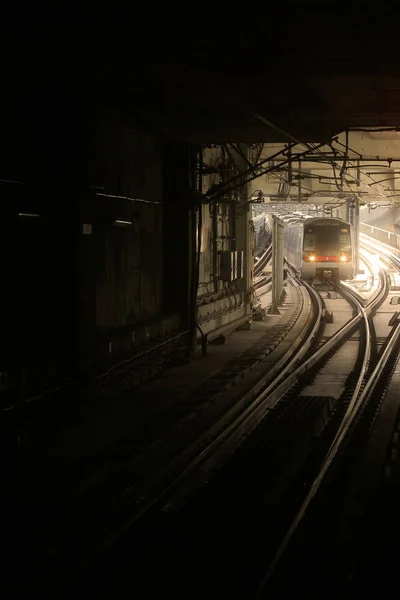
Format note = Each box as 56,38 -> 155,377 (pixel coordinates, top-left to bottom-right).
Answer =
22,283 -> 312,487
25,251 -> 400,497
25,254 -> 399,481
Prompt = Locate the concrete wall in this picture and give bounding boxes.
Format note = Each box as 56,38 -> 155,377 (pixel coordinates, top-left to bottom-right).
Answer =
361,204 -> 400,233
198,147 -> 234,299
9,205 -> 74,390
1,100 -> 187,393
198,202 -> 234,296
162,144 -> 192,326
95,205 -> 162,328
1,86 -> 80,391
76,111 -> 190,368
80,114 -> 163,337
2,109 -> 254,392
195,146 -> 251,340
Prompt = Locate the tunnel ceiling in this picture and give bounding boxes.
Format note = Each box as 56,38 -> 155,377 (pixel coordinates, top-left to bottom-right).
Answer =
112,73 -> 400,144
8,5 -> 400,145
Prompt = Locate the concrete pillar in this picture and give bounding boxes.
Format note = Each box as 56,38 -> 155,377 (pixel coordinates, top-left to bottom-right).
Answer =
348,197 -> 360,271
234,145 -> 253,318
163,144 -> 192,329
354,197 -> 360,271
345,201 -> 351,223
235,205 -> 253,315
271,215 -> 285,313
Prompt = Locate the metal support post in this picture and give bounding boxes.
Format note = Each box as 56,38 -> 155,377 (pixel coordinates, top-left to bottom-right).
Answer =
235,144 -> 252,318
270,215 -> 285,314
354,196 -> 360,272
347,197 -> 360,272
346,199 -> 351,223
298,160 -> 301,202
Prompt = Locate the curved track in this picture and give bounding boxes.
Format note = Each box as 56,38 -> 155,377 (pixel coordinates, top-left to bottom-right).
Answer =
14,269 -> 322,595
66,273 -> 322,580
19,241 -> 399,600
65,261 -> 394,599
256,251 -> 400,599
253,245 -> 272,291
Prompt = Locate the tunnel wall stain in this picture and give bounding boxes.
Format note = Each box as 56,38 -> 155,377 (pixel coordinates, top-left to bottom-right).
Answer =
78,111 -> 166,366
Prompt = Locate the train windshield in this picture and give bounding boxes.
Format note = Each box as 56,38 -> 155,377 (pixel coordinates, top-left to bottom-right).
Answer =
338,227 -> 351,251
303,227 -> 316,250
303,224 -> 351,255
315,226 -> 338,254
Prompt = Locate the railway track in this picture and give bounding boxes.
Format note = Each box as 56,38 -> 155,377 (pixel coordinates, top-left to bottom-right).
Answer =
255,249 -> 400,599
1,241 -> 280,592
61,257 -> 396,597
253,245 -> 272,291
16,239 -> 398,599
254,245 -> 272,277
60,273 -> 321,584
8,269 -> 320,594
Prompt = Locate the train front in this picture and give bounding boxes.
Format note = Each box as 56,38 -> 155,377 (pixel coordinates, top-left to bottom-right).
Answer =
301,219 -> 354,281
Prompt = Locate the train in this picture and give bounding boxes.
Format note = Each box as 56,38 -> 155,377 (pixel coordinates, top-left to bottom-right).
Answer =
282,216 -> 356,281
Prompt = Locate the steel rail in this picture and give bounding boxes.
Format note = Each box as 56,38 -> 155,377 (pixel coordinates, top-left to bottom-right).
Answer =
254,267 -> 389,597
254,245 -> 272,276
253,275 -> 272,291
164,267 -> 385,514
70,276 -> 322,576
72,266 -> 387,581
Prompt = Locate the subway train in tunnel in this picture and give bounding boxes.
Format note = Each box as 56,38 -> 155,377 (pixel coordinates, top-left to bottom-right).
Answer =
282,216 -> 356,281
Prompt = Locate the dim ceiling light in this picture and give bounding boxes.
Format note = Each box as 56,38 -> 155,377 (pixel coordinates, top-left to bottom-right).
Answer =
18,213 -> 41,217
114,219 -> 132,226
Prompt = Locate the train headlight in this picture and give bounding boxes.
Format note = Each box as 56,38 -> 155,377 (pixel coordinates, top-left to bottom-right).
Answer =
309,255 -> 316,261
340,255 -> 347,262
